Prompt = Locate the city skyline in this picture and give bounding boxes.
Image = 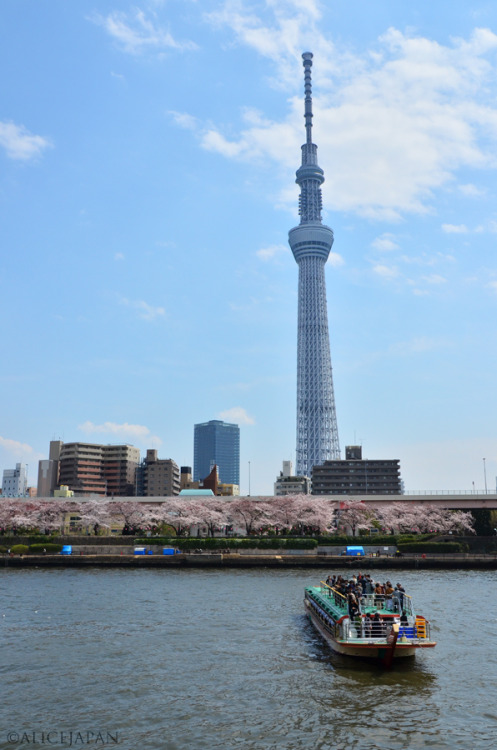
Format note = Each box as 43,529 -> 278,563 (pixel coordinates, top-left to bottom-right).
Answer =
1,1 -> 497,495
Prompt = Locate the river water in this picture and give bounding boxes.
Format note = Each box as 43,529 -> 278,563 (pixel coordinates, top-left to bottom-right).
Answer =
1,567 -> 496,750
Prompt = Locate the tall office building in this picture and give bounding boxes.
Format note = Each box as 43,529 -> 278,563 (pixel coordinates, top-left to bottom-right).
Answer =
289,53 -> 340,478
193,420 -> 240,486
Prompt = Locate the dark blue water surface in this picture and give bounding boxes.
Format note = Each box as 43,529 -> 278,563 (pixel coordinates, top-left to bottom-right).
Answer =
1,567 -> 496,750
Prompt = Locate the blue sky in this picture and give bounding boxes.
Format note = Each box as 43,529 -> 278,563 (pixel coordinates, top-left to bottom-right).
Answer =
1,0 -> 497,495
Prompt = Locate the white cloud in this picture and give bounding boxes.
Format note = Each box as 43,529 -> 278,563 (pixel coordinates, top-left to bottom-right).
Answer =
256,243 -> 289,261
189,8 -> 497,219
0,435 -> 35,456
459,183 -> 484,196
371,233 -> 400,252
114,252 -> 125,261
119,296 -> 165,321
327,252 -> 345,267
442,223 -> 469,233
91,9 -> 197,55
202,129 -> 245,158
373,264 -> 399,279
422,274 -> 447,284
390,336 -> 450,355
0,121 -> 52,161
78,421 -> 162,446
169,111 -> 199,131
205,0 -> 328,87
487,281 -> 497,293
218,407 -> 255,425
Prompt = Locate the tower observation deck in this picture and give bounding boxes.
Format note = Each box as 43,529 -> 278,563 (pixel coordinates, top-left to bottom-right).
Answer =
289,52 -> 340,477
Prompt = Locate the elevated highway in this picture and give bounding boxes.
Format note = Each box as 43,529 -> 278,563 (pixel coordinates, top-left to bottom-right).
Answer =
330,493 -> 497,510
17,493 -> 497,509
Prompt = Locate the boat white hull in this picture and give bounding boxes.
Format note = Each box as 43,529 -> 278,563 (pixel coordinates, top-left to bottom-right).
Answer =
306,602 -> 418,660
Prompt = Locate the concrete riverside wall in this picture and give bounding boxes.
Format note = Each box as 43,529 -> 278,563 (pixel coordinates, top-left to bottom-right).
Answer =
40,546 -> 316,556
317,546 -> 397,556
3,552 -> 497,569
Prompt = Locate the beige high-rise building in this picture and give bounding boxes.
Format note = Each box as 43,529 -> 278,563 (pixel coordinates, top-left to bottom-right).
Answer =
136,449 -> 180,496
52,441 -> 140,496
37,440 -> 62,496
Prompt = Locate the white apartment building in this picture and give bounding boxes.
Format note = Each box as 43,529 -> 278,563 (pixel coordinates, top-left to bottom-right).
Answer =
2,463 -> 28,497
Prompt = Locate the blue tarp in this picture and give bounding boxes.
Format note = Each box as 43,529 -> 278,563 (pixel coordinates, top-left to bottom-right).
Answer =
346,546 -> 365,556
61,545 -> 72,555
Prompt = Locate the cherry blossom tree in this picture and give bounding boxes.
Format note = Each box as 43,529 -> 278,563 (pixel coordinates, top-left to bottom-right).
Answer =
194,497 -> 231,537
76,499 -> 113,535
292,495 -> 337,535
375,503 -> 475,535
158,498 -> 204,536
33,501 -> 72,534
229,497 -> 273,535
336,499 -> 374,537
268,495 -> 300,534
106,501 -> 147,535
0,501 -> 36,533
0,500 -> 23,533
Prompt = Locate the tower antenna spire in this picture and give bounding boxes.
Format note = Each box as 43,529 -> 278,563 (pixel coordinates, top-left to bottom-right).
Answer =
302,51 -> 313,145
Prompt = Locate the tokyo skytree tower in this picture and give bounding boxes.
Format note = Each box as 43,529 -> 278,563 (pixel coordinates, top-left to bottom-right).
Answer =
289,52 -> 340,477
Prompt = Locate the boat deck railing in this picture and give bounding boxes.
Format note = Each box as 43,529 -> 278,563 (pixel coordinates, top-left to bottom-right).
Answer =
308,594 -> 432,643
342,617 -> 431,643
318,582 -> 414,618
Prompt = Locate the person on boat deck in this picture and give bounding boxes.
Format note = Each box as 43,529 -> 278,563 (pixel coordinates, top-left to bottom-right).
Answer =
363,575 -> 374,595
348,592 -> 360,618
393,583 -> 404,612
384,581 -> 395,610
364,612 -> 373,638
396,583 -> 405,607
374,582 -> 384,608
371,612 -> 384,637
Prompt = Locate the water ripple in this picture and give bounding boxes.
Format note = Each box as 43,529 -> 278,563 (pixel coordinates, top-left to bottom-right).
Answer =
1,567 -> 496,749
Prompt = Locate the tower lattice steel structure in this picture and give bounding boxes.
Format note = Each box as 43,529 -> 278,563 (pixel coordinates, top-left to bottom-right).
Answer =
289,52 -> 340,477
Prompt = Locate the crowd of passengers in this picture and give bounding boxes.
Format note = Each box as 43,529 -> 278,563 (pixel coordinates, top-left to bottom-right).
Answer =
325,574 -> 409,636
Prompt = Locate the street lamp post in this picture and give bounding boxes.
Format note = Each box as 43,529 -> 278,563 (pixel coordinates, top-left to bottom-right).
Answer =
483,458 -> 488,495
248,461 -> 251,497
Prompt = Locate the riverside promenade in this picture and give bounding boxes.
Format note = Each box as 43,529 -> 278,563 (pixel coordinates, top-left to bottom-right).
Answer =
4,552 -> 497,569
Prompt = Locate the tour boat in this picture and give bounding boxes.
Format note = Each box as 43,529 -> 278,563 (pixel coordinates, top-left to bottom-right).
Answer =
304,581 -> 436,666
